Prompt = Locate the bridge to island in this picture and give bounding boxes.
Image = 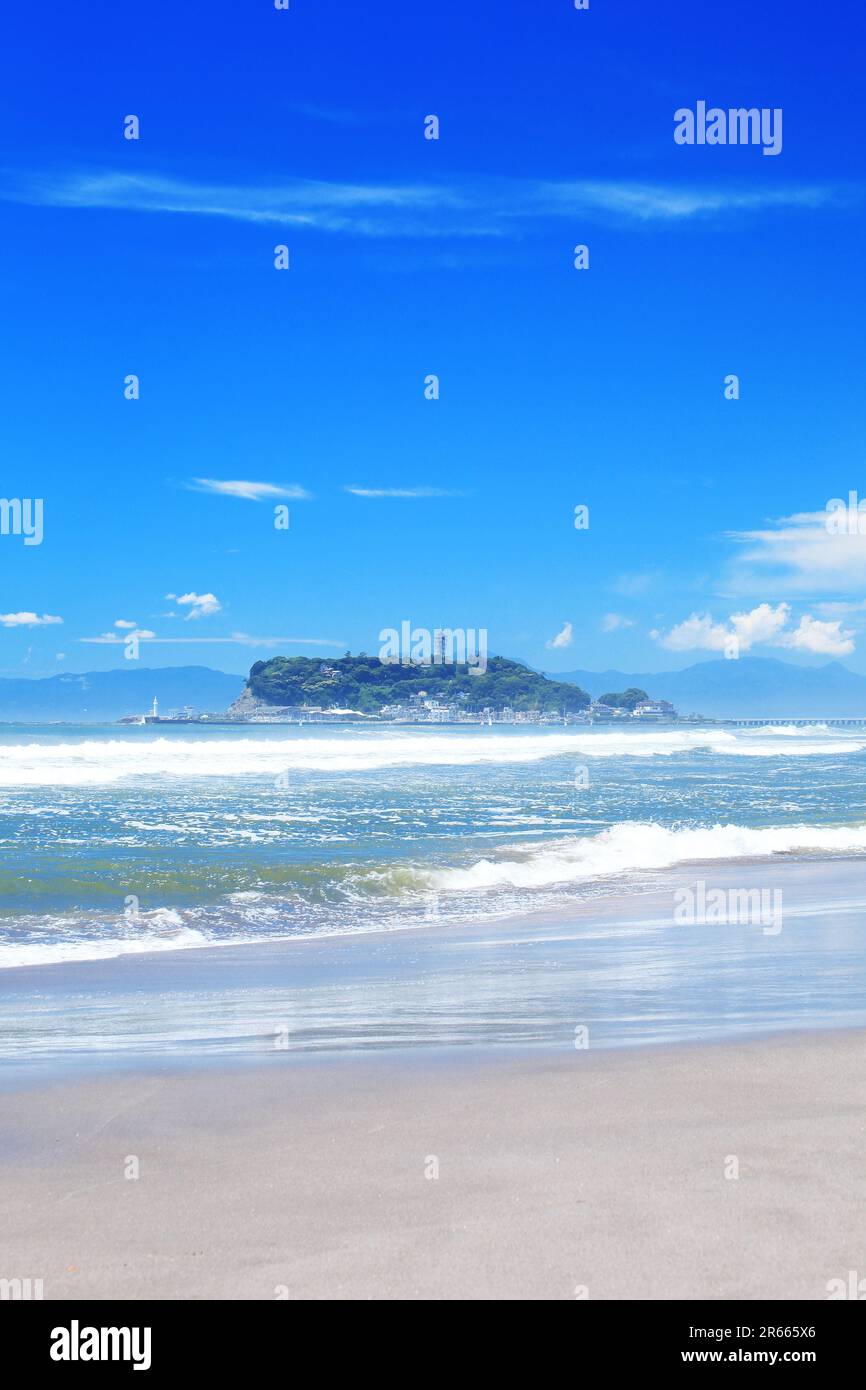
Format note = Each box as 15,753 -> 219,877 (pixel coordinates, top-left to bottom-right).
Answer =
725,716 -> 866,727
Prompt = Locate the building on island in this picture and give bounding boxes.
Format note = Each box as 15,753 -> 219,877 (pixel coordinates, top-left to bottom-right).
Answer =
587,702 -> 628,722
630,699 -> 677,721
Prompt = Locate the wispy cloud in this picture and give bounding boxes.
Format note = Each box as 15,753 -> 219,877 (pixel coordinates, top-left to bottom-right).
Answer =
726,506 -> 866,595
345,485 -> 466,498
601,613 -> 635,632
815,599 -> 866,617
2,169 -> 846,237
84,628 -> 155,644
79,632 -> 345,648
611,571 -> 659,597
0,611 -> 63,628
535,180 -> 837,221
290,102 -> 366,126
189,478 -> 310,501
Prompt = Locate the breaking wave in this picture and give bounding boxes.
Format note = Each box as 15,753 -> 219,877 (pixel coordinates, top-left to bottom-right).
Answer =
0,725 -> 863,785
429,820 -> 866,892
4,819 -> 866,968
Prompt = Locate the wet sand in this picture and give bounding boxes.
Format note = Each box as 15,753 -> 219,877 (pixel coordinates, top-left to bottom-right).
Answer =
3,857 -> 866,1064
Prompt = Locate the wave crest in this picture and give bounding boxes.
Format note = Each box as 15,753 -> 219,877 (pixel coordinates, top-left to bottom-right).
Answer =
0,725 -> 862,785
430,821 -> 866,892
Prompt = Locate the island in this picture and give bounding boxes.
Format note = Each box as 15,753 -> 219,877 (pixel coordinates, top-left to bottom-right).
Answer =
116,657 -> 682,726
228,654 -> 593,723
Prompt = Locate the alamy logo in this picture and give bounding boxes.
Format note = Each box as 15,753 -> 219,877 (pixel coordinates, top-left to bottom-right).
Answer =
825,491 -> 866,535
674,102 -> 782,156
674,880 -> 782,936
379,622 -> 488,674
0,497 -> 43,545
50,1321 -> 152,1371
0,1277 -> 43,1299
827,1270 -> 866,1300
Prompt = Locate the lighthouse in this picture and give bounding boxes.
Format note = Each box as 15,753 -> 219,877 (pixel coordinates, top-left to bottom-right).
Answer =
151,696 -> 158,720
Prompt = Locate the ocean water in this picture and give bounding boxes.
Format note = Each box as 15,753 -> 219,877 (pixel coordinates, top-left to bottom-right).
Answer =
0,720 -> 864,969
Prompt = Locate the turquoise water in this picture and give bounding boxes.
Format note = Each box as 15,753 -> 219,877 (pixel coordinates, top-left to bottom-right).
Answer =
1,721 -> 865,969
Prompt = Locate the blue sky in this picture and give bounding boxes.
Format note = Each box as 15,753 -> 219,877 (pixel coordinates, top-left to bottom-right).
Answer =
1,0 -> 865,678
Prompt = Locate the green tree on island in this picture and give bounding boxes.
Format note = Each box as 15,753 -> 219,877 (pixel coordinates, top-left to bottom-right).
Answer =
247,654 -> 591,714
597,687 -> 649,711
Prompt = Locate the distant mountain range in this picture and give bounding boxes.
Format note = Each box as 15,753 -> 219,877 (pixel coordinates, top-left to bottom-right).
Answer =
0,657 -> 864,723
0,667 -> 244,723
549,658 -> 866,718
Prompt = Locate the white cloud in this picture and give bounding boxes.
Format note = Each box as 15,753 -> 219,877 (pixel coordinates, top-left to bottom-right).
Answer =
189,479 -> 309,502
776,615 -> 855,657
0,612 -> 63,627
114,618 -> 137,629
653,613 -> 732,653
652,602 -> 854,657
729,602 -> 791,648
345,486 -> 466,498
601,613 -> 635,632
546,621 -> 574,650
165,591 -> 222,620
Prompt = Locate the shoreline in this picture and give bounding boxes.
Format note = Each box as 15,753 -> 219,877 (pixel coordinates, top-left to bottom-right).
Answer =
2,847 -> 864,975
3,854 -> 865,1299
2,1027 -> 865,1299
2,856 -> 866,1073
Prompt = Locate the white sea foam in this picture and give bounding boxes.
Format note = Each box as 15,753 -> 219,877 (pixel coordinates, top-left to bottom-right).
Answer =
738,723 -> 832,737
430,821 -> 866,892
0,923 -> 209,970
3,817 -> 865,969
0,726 -> 862,785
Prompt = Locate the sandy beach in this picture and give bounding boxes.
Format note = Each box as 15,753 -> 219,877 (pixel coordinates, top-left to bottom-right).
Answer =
2,855 -> 866,1301
2,1027 -> 865,1300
